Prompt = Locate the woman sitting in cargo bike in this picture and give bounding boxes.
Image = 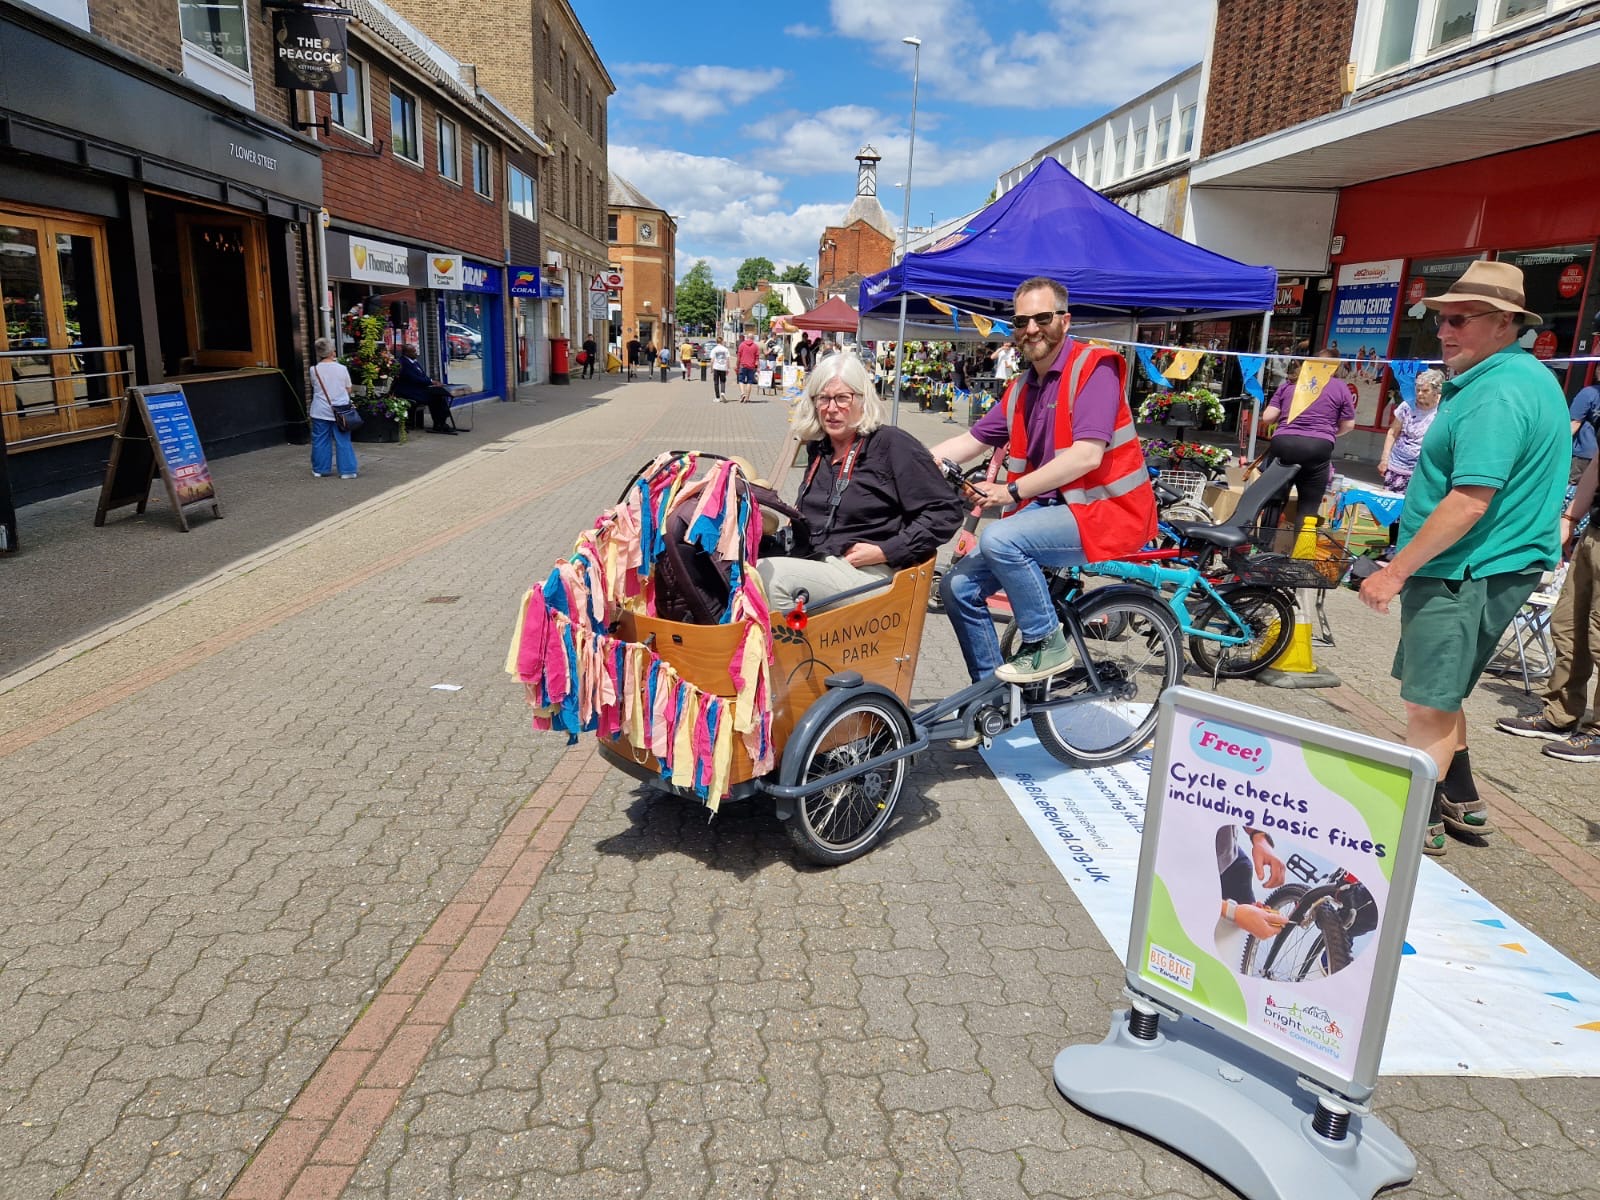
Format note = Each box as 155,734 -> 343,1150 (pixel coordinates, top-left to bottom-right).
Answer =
507,355 -> 1180,865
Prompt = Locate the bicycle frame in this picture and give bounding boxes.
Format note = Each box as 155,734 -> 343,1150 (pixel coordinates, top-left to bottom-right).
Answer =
1060,556 -> 1268,651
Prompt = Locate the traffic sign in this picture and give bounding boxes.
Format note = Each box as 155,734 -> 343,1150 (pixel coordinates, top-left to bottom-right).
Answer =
751,303 -> 768,319
589,275 -> 608,293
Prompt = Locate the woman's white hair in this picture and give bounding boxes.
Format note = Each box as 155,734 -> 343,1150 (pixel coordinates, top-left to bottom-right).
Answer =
789,352 -> 887,441
1416,368 -> 1445,394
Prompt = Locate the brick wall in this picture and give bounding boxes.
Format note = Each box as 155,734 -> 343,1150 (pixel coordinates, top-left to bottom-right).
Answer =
817,221 -> 892,294
1202,0 -> 1358,156
89,0 -> 292,124
314,44 -> 502,262
609,208 -> 672,345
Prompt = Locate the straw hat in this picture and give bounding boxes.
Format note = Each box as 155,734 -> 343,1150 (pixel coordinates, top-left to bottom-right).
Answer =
1421,260 -> 1541,326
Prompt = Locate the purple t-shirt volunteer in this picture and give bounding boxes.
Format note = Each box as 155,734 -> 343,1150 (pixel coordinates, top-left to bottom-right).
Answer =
1267,377 -> 1357,443
970,339 -> 1122,469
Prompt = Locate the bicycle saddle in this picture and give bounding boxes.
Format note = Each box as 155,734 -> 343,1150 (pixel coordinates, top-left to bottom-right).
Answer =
1166,520 -> 1251,550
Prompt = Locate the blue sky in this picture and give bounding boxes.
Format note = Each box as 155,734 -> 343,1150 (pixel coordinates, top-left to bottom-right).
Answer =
575,1 -> 1216,290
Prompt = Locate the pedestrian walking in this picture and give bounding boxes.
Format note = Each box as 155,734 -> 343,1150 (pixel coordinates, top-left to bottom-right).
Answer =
658,343 -> 672,380
308,337 -> 359,479
680,340 -> 693,381
581,334 -> 597,379
736,333 -> 760,402
1496,453 -> 1600,761
1359,261 -> 1570,855
710,338 -> 730,401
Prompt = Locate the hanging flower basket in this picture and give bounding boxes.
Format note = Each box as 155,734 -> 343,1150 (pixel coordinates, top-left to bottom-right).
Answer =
1138,385 -> 1225,428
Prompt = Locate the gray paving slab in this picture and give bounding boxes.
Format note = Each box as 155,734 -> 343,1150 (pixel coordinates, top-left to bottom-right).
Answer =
0,371 -> 1595,1199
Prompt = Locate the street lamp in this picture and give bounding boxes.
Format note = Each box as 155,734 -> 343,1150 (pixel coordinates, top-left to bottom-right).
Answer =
891,34 -> 921,426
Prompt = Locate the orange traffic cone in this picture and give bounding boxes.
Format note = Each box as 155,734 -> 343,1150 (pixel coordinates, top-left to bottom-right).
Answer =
1259,516 -> 1340,689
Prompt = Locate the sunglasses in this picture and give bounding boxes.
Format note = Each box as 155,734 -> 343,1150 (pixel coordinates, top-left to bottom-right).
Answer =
1010,310 -> 1066,330
1433,310 -> 1500,331
815,391 -> 858,409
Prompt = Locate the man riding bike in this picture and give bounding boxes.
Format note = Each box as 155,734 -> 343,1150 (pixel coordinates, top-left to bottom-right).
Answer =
929,276 -> 1157,690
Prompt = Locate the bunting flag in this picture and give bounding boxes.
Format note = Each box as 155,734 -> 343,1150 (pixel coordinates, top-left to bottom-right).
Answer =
1389,359 -> 1424,403
928,297 -> 952,315
1164,349 -> 1205,381
971,313 -> 994,338
991,318 -> 1012,338
1136,346 -> 1172,390
1238,354 -> 1266,402
1287,358 -> 1340,422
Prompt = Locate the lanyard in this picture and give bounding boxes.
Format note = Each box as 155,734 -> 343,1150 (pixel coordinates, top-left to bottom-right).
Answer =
802,433 -> 867,537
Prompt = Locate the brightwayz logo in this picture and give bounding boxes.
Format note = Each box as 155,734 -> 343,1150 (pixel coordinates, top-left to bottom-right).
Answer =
1188,720 -> 1271,774
1262,995 -> 1345,1059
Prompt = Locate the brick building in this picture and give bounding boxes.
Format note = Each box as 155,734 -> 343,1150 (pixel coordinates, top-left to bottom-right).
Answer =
309,0 -> 544,405
1,0 -> 323,511
816,146 -> 895,297
383,0 -> 613,362
1189,0 -> 1600,452
607,174 -> 676,358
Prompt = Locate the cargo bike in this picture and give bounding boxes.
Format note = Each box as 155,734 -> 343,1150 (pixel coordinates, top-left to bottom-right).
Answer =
508,451 -> 1184,866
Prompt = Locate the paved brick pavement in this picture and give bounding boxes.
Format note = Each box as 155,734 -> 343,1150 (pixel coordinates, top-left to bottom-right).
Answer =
0,372 -> 1595,1199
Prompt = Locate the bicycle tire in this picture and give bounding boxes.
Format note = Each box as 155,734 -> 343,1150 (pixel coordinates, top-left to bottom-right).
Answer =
782,695 -> 909,866
1311,903 -> 1354,976
1238,884 -> 1308,977
1028,589 -> 1182,767
1188,586 -> 1295,679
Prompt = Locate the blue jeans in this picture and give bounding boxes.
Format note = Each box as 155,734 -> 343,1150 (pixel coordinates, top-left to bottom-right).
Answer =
941,503 -> 1087,681
311,418 -> 358,477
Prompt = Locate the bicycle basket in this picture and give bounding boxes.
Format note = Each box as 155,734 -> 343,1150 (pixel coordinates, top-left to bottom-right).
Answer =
1231,523 -> 1356,589
1155,468 -> 1209,505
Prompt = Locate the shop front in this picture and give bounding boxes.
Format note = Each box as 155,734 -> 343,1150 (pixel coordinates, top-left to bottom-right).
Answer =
442,259 -> 503,401
1330,133 -> 1600,428
1,2 -> 322,505
509,265 -> 542,390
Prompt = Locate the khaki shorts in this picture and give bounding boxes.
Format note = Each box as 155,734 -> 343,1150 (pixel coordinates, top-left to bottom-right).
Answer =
1391,569 -> 1541,712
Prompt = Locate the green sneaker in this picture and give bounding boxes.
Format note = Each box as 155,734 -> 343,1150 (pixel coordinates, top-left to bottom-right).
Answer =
995,625 -> 1072,684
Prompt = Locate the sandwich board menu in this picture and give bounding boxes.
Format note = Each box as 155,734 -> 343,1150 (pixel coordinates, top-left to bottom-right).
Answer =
95,385 -> 222,532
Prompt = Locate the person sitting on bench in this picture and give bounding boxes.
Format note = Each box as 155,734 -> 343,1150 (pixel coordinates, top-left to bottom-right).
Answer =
393,344 -> 457,433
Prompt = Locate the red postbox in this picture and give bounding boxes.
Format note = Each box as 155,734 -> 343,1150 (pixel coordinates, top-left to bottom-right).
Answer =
550,337 -> 571,384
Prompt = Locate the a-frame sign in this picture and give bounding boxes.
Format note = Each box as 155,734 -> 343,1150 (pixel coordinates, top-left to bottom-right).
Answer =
95,384 -> 222,531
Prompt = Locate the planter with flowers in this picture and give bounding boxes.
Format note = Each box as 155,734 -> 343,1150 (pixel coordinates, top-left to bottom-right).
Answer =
1140,437 -> 1233,474
341,309 -> 409,443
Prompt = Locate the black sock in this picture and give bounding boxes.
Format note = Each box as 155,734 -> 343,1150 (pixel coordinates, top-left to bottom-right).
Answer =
1443,748 -> 1479,806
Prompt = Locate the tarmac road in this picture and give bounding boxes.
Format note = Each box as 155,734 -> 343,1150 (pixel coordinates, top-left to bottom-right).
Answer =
0,372 -> 1595,1199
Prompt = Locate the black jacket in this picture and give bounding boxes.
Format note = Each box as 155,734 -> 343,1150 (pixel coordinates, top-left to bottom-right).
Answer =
793,424 -> 962,569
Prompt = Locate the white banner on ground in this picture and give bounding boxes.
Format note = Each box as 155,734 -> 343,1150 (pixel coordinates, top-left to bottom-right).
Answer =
986,731 -> 1600,1077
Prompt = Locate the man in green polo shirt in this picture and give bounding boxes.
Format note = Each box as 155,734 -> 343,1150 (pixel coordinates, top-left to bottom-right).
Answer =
1359,260 -> 1568,857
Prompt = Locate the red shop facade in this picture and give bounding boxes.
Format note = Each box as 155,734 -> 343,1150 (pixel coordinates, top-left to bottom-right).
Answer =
1326,131 -> 1600,433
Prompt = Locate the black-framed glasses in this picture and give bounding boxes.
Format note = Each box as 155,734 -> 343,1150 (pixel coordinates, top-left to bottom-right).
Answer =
1011,310 -> 1066,329
1433,310 -> 1499,331
815,391 -> 858,410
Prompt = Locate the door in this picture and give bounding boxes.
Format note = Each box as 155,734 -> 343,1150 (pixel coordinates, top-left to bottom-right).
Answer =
1,210 -> 122,450
175,212 -> 273,368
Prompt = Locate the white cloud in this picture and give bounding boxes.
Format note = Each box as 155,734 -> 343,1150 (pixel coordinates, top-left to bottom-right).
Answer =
783,22 -> 824,38
616,64 -> 787,124
609,145 -> 844,284
827,0 -> 1213,108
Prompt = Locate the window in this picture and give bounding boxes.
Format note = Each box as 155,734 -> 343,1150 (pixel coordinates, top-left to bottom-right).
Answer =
1154,116 -> 1170,162
473,140 -> 493,198
1374,0 -> 1421,71
559,49 -> 568,109
1132,127 -> 1148,174
1113,136 -> 1127,179
1,210 -> 125,449
608,213 -> 618,242
1431,0 -> 1478,47
437,115 -> 460,182
176,214 -> 273,368
331,55 -> 369,139
1496,0 -> 1544,19
178,0 -> 249,72
542,21 -> 552,83
1178,105 -> 1196,154
390,88 -> 420,162
508,165 -> 537,222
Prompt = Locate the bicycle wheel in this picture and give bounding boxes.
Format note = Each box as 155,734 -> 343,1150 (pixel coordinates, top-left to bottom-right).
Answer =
783,695 -> 909,866
1188,585 -> 1295,679
1028,590 -> 1182,767
1239,884 -> 1307,977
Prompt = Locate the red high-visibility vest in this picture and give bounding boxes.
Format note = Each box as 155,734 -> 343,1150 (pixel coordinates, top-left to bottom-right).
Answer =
1000,340 -> 1156,563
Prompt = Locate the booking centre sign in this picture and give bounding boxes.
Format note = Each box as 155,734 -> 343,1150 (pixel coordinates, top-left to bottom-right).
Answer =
1054,687 -> 1436,1200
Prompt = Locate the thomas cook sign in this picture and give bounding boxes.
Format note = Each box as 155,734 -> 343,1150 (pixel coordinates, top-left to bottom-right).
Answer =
272,9 -> 349,92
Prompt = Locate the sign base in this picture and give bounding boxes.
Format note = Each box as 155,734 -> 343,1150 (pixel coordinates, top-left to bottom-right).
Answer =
1055,1009 -> 1414,1200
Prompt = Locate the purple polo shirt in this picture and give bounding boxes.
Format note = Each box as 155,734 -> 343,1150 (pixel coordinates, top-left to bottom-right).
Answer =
1267,377 -> 1357,442
970,338 -> 1121,465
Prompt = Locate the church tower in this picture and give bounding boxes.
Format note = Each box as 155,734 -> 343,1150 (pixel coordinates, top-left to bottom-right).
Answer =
817,145 -> 895,296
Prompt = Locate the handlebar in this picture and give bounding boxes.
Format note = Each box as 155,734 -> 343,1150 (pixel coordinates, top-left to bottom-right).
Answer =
939,457 -> 990,505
